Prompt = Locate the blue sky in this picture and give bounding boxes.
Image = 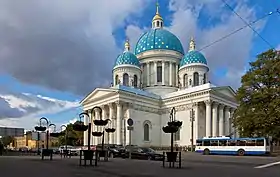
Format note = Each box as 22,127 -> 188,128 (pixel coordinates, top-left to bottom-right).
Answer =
0,0 -> 279,129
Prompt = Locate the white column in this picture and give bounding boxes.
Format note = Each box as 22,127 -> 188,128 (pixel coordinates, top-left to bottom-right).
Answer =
175,63 -> 178,87
116,102 -> 122,145
83,110 -> 89,146
154,61 -> 157,85
162,61 -> 165,85
218,104 -> 225,136
169,62 -> 173,86
224,107 -> 230,136
230,109 -> 237,137
212,102 -> 218,137
94,109 -> 100,145
205,100 -> 212,137
108,104 -> 114,144
193,103 -> 199,141
147,62 -> 150,86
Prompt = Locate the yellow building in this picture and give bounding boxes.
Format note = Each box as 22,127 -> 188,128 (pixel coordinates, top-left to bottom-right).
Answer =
11,132 -> 59,150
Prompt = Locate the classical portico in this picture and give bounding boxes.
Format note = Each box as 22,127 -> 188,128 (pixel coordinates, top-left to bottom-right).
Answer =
81,83 -> 238,147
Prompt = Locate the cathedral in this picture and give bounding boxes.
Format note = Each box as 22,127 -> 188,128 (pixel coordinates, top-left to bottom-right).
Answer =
81,4 -> 238,148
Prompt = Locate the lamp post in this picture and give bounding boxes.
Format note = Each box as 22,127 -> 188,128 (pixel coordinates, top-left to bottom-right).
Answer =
48,123 -> 56,149
61,125 -> 67,154
190,108 -> 194,152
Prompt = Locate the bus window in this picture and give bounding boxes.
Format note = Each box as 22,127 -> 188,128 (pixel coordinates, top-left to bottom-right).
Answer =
237,140 -> 246,146
219,140 -> 227,146
245,140 -> 256,146
210,140 -> 218,146
196,140 -> 202,146
256,139 -> 264,146
203,140 -> 210,146
227,140 -> 236,146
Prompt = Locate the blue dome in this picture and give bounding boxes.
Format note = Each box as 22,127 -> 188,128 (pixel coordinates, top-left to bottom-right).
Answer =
180,50 -> 207,67
114,51 -> 140,67
134,29 -> 184,55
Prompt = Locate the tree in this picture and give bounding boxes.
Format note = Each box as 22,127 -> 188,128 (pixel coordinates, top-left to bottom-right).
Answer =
57,121 -> 84,146
1,136 -> 14,147
233,49 -> 280,139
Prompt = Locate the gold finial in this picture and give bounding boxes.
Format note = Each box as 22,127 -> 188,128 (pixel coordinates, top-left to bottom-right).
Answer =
124,39 -> 130,52
156,1 -> 159,14
189,36 -> 195,51
152,1 -> 163,22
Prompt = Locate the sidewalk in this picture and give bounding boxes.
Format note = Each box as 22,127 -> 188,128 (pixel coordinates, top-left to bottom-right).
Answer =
66,158 -> 196,177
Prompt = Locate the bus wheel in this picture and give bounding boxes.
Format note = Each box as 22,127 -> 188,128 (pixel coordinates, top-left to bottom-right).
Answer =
237,149 -> 245,156
203,149 -> 210,155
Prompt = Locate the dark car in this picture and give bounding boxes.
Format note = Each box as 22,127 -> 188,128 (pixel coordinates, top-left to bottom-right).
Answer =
96,144 -> 123,158
122,147 -> 164,161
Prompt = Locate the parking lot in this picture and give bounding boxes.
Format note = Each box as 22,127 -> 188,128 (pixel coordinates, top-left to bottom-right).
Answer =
0,153 -> 279,177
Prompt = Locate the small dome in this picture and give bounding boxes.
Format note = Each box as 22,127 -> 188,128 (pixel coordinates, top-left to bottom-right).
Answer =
180,50 -> 207,67
114,51 -> 140,67
134,29 -> 184,55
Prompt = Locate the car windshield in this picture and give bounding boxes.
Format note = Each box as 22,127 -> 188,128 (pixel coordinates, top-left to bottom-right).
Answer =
141,148 -> 155,153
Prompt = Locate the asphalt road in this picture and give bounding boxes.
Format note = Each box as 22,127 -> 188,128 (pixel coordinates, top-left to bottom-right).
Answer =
0,153 -> 279,177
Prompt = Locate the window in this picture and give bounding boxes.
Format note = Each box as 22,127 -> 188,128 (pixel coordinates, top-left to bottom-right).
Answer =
246,140 -> 256,146
157,66 -> 162,82
210,140 -> 218,146
256,139 -> 264,146
219,140 -> 227,146
115,75 -> 119,85
227,140 -> 236,146
193,72 -> 199,86
133,75 -> 138,87
143,124 -> 149,141
196,140 -> 202,146
156,21 -> 159,27
203,73 -> 206,84
174,128 -> 180,141
183,74 -> 188,87
203,140 -> 210,146
237,140 -> 246,146
123,73 -> 129,86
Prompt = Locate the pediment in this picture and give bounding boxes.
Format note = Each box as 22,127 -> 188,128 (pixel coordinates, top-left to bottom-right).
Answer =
80,88 -> 117,105
212,86 -> 236,100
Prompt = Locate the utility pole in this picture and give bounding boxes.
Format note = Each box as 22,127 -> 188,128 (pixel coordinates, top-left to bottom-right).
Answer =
190,108 -> 194,152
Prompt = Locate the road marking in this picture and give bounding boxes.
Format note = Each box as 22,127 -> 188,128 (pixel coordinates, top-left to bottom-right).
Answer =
254,161 -> 280,169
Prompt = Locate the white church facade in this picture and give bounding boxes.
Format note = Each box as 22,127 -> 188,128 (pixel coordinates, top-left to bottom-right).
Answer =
81,4 -> 238,148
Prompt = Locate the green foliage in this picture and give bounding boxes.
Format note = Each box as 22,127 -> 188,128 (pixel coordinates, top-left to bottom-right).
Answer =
0,136 -> 14,147
233,49 -> 280,139
57,121 -> 84,146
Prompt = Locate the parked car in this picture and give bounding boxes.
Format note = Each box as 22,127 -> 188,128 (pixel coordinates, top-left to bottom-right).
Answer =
96,144 -> 124,158
121,147 -> 164,161
58,145 -> 80,156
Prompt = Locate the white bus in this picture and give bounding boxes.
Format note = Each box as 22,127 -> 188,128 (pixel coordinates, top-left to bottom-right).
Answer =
195,136 -> 270,156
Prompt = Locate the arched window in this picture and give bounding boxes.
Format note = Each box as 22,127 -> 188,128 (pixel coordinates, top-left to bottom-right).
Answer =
156,21 -> 159,27
193,72 -> 199,86
115,75 -> 119,85
144,123 -> 149,141
203,73 -> 206,84
133,75 -> 138,87
123,73 -> 129,86
183,74 -> 188,88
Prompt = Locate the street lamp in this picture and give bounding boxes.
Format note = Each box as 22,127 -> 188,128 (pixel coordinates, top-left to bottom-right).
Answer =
34,117 -> 54,160
162,107 -> 183,168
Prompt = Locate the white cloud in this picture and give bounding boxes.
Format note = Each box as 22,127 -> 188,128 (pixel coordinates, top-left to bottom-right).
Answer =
126,0 -> 266,89
0,0 -> 150,95
0,91 -> 79,129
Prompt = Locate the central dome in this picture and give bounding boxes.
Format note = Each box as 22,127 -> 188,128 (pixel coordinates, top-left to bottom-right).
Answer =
134,29 -> 184,55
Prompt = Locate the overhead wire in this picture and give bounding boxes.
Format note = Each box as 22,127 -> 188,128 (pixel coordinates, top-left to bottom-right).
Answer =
221,0 -> 275,50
